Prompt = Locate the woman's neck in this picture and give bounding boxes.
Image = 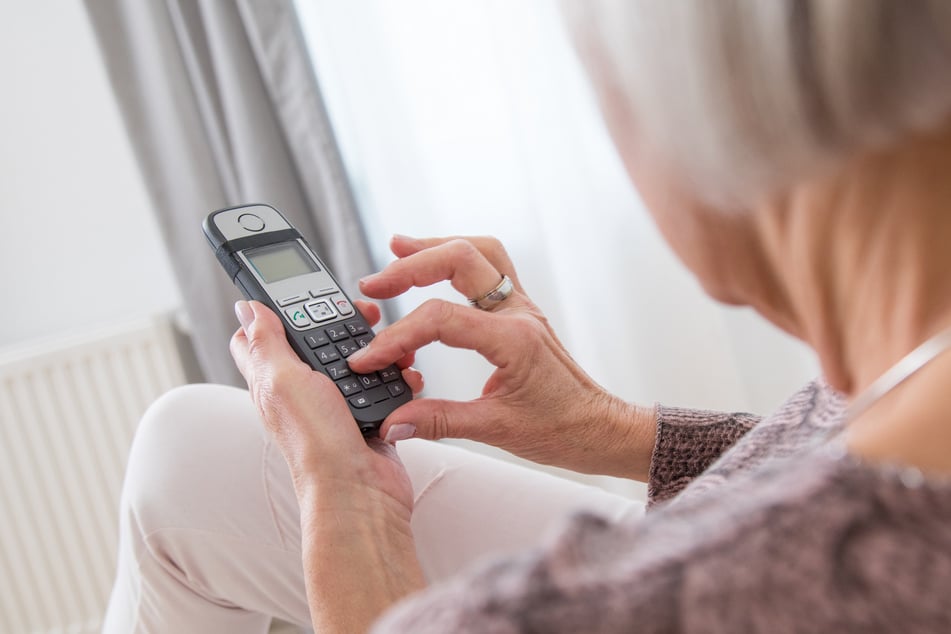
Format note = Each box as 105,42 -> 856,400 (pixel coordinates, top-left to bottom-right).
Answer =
756,125 -> 951,400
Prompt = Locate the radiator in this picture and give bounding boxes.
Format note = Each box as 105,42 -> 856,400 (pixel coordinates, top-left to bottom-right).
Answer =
0,315 -> 190,634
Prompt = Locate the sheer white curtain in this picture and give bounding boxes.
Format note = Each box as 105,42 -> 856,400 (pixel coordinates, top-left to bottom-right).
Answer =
294,1 -> 817,456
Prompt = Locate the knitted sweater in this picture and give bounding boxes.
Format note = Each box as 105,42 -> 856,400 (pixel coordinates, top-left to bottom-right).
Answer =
373,379 -> 951,632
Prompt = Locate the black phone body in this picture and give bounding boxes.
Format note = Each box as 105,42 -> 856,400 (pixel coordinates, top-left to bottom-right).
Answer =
203,203 -> 411,437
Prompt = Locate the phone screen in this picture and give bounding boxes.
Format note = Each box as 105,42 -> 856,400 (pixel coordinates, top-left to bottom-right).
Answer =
246,243 -> 320,283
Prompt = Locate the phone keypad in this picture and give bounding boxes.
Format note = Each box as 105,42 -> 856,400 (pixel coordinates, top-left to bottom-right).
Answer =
304,319 -> 407,410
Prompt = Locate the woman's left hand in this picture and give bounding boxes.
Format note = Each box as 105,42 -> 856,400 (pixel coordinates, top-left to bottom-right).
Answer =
229,299 -> 413,503
229,299 -> 425,632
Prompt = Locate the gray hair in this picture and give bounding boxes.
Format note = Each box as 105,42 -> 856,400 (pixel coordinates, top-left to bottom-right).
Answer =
562,1 -> 951,208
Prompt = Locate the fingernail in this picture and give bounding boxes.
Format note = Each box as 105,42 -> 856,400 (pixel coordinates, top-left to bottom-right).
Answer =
235,301 -> 254,330
408,367 -> 424,392
384,423 -> 416,443
393,234 -> 422,246
358,272 -> 378,286
347,347 -> 368,363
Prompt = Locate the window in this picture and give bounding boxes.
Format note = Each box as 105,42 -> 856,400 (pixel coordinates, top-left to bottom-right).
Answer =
294,0 -> 817,420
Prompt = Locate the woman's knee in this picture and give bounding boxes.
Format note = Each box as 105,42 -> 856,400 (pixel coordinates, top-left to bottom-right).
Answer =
120,383 -> 265,533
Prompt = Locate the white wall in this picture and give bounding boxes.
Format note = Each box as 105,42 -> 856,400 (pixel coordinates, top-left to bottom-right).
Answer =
0,2 -> 181,351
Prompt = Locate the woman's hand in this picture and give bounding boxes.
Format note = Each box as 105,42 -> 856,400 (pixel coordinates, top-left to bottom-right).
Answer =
230,299 -> 425,632
349,235 -> 657,480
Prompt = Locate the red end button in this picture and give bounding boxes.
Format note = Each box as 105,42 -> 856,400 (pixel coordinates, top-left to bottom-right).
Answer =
331,294 -> 354,316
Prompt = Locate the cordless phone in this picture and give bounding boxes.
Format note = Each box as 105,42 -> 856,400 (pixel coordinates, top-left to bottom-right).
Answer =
203,203 -> 411,437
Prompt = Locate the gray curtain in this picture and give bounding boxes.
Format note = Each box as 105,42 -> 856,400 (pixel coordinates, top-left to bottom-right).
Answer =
84,0 -> 374,385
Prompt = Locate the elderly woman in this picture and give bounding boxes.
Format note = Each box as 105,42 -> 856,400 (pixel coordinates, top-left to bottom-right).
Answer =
104,2 -> 951,632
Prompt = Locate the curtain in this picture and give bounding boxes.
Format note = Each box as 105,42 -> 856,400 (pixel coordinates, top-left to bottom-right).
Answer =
84,0 -> 374,385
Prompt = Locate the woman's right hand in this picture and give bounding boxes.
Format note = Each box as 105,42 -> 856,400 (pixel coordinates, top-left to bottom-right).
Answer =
348,235 -> 657,480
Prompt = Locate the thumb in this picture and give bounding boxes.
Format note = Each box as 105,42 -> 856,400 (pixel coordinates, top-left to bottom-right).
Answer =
240,300 -> 294,359
381,398 -> 497,443
231,300 -> 307,383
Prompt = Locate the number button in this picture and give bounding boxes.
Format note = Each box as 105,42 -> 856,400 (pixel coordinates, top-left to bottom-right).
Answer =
336,341 -> 361,357
326,325 -> 349,341
325,360 -> 351,380
315,346 -> 340,365
304,330 -> 330,348
344,321 -> 368,336
336,378 -> 361,396
387,382 -> 406,398
358,373 -> 381,389
355,334 -> 373,348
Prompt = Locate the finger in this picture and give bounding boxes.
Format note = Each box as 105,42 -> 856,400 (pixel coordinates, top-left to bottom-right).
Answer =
351,300 -> 413,365
347,299 -> 528,373
230,301 -> 310,377
389,234 -> 524,293
359,239 -> 511,302
353,299 -> 382,327
231,302 -> 362,448
395,351 -> 416,370
401,367 -> 424,394
390,235 -> 525,293
381,397 -> 500,442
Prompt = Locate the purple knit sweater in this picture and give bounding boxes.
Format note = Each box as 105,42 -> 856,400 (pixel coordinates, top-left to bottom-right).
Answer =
373,379 -> 951,632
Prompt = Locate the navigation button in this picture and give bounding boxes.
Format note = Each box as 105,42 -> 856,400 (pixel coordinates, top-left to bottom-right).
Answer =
305,300 -> 336,323
284,307 -> 311,328
330,294 -> 354,316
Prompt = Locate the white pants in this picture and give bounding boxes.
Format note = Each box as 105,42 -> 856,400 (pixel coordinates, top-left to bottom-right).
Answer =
102,384 -> 642,633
